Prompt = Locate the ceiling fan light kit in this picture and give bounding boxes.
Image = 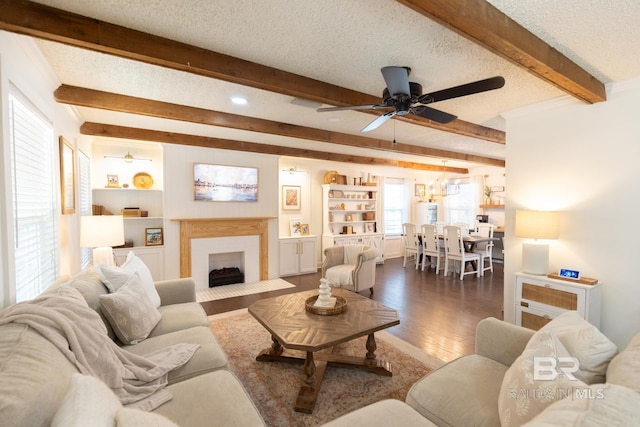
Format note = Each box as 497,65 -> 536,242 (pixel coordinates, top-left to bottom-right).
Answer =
317,66 -> 505,133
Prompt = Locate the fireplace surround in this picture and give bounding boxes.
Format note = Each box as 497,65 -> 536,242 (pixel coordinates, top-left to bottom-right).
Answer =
172,217 -> 274,281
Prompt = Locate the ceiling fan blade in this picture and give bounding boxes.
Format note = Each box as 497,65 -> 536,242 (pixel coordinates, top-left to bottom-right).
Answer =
361,111 -> 396,132
417,76 -> 505,104
412,105 -> 457,124
317,104 -> 390,112
381,66 -> 411,97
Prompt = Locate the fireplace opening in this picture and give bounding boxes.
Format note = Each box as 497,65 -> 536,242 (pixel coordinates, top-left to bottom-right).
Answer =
209,251 -> 245,287
209,267 -> 245,287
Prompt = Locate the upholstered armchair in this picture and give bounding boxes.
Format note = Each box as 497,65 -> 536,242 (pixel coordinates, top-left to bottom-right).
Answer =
321,245 -> 378,295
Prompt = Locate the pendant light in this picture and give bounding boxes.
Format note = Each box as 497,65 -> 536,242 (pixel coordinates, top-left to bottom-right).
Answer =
429,160 -> 459,197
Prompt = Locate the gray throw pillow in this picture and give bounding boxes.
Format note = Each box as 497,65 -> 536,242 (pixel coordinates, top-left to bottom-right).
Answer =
99,274 -> 161,345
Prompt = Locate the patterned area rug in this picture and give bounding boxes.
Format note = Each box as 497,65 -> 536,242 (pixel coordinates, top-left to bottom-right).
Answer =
195,279 -> 295,302
209,309 -> 444,427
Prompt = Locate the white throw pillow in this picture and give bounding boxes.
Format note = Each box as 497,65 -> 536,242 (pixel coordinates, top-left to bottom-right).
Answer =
122,251 -> 161,307
523,383 -> 640,426
538,311 -> 618,384
99,273 -> 161,345
115,407 -> 179,426
52,373 -> 122,427
606,332 -> 640,392
499,331 -> 584,427
96,252 -> 161,308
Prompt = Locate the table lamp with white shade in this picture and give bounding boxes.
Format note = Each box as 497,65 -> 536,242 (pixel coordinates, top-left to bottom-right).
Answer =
515,210 -> 559,275
80,215 -> 125,266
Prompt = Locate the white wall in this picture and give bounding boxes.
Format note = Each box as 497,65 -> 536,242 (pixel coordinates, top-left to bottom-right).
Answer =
504,76 -> 640,348
162,144 -> 280,280
0,33 -> 83,307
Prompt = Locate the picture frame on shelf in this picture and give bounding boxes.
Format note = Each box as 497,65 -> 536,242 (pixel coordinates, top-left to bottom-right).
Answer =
145,227 -> 163,246
415,183 -> 426,198
59,136 -> 75,214
193,163 -> 258,202
491,186 -> 505,192
300,224 -> 310,236
365,223 -> 375,233
106,174 -> 120,188
289,218 -> 302,236
282,185 -> 301,210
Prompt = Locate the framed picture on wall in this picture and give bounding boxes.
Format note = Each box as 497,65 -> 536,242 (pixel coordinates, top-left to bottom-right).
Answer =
193,163 -> 258,202
282,185 -> 301,210
415,183 -> 426,197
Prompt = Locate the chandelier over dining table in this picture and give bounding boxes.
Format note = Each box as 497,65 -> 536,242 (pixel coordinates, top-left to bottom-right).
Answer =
429,160 -> 459,197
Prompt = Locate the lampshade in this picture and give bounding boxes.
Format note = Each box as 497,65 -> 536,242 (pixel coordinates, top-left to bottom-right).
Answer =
515,210 -> 559,275
80,215 -> 125,247
81,215 -> 124,266
515,210 -> 559,240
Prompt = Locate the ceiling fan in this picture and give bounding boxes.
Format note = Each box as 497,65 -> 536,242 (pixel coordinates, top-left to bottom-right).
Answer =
317,66 -> 505,132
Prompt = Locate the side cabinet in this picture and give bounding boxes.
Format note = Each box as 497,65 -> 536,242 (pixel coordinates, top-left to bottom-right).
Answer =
279,236 -> 318,277
514,272 -> 602,330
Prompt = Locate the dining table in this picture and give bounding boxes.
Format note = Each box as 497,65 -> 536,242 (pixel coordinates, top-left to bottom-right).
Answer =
418,233 -> 500,271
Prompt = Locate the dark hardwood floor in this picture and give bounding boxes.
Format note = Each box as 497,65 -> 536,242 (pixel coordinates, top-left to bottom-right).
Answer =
201,257 -> 504,363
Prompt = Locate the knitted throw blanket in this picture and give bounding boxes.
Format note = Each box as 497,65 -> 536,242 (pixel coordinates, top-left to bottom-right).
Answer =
0,286 -> 199,410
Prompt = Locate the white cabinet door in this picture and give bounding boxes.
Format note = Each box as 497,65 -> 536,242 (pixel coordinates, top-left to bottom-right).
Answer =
298,239 -> 317,274
279,239 -> 300,277
279,237 -> 318,276
361,235 -> 384,263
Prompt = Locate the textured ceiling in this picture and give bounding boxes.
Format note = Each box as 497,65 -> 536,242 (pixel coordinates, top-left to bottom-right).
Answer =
24,0 -> 640,170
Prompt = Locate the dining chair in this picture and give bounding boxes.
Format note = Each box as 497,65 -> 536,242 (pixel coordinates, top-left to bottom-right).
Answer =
435,221 -> 447,236
444,225 -> 481,280
402,223 -> 423,269
453,222 -> 470,237
421,223 -> 444,274
474,224 -> 495,276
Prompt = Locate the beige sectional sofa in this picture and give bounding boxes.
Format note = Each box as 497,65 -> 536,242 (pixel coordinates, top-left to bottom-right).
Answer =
0,256 -> 265,427
3,253 -> 639,427
405,313 -> 640,426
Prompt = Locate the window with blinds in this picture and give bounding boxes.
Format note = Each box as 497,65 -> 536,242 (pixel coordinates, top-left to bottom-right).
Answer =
383,177 -> 407,236
78,149 -> 92,269
445,181 -> 479,227
9,92 -> 58,302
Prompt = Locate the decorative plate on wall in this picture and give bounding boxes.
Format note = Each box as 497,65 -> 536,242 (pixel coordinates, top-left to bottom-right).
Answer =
133,172 -> 153,189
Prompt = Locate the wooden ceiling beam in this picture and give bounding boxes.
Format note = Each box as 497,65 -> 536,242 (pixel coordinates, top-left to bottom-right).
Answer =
0,0 -> 503,143
80,122 -> 472,174
397,0 -> 606,104
55,85 -> 505,167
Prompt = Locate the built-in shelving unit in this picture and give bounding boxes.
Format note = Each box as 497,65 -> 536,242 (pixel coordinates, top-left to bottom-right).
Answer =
479,204 -> 504,209
322,184 -> 384,263
92,188 -> 164,248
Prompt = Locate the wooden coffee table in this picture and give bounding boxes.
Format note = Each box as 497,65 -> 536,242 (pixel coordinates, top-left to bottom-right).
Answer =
248,288 -> 400,413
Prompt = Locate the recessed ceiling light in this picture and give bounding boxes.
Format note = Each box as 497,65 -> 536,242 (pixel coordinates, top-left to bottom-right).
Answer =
231,96 -> 248,105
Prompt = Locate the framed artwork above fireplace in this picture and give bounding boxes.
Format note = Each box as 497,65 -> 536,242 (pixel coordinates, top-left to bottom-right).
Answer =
193,163 -> 258,202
